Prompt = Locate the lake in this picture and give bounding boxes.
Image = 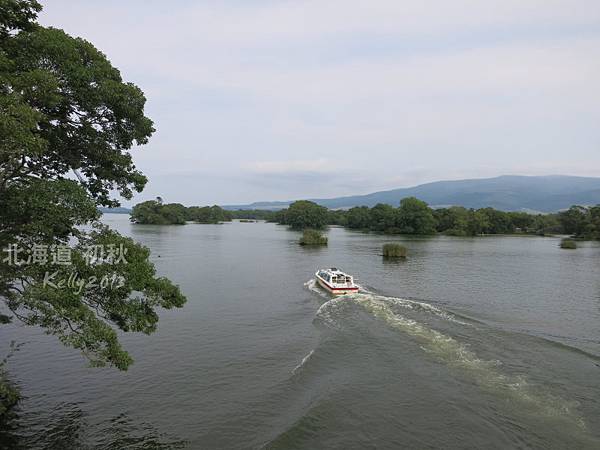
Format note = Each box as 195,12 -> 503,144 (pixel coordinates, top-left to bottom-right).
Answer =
1,214 -> 600,449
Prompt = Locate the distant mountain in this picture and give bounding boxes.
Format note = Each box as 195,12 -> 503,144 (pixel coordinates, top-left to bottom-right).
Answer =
223,175 -> 600,212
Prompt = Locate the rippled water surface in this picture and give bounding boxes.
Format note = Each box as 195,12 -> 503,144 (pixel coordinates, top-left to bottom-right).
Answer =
1,215 -> 600,449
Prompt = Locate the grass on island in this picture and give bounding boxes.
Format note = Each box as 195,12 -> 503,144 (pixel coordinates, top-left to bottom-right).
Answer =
299,229 -> 328,246
560,238 -> 577,249
382,243 -> 408,258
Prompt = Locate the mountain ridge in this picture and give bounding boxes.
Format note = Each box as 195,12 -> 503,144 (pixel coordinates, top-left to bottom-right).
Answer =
222,175 -> 600,212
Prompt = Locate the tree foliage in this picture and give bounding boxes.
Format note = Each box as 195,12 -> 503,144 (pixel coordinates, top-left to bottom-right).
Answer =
185,205 -> 232,224
228,209 -> 276,221
270,198 -> 584,236
299,229 -> 328,246
346,206 -> 371,229
558,205 -> 600,239
396,197 -> 436,234
130,199 -> 187,225
129,201 -> 233,225
238,198 -> 599,238
0,0 -> 185,372
277,200 -> 328,230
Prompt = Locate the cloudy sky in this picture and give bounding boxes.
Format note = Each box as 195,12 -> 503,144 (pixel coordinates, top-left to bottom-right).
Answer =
40,0 -> 600,205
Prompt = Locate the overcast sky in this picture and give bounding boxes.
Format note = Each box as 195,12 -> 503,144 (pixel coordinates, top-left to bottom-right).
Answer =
40,0 -> 600,205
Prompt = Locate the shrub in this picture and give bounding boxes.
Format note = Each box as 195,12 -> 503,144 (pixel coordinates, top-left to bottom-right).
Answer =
299,229 -> 328,246
382,243 -> 407,258
560,238 -> 577,249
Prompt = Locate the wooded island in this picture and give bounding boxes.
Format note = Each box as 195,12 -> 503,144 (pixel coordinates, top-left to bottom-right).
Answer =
129,198 -> 600,239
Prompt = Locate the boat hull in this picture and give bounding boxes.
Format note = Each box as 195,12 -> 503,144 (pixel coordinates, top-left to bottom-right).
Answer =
316,276 -> 359,295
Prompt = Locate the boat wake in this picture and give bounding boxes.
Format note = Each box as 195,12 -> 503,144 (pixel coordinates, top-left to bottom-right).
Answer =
303,280 -> 587,431
304,278 -> 329,300
305,278 -> 469,325
291,349 -> 315,375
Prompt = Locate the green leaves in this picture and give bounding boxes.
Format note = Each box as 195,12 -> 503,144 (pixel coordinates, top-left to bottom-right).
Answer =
0,1 -> 186,371
0,0 -> 41,38
280,200 -> 329,230
1,21 -> 153,206
130,200 -> 186,225
559,205 -> 600,239
0,178 -> 99,241
2,224 -> 186,370
130,201 -> 233,225
397,197 -> 436,235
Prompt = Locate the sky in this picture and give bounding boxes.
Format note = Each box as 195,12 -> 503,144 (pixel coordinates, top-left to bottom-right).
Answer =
39,0 -> 600,206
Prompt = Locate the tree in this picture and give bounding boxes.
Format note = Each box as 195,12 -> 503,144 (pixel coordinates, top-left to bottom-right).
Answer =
282,200 -> 328,230
396,197 -> 436,234
433,206 -> 470,235
588,206 -> 600,239
479,208 -> 513,234
346,206 -> 371,229
131,200 -> 166,224
465,209 -> 490,236
369,203 -> 397,232
558,206 -> 589,236
0,0 -> 185,373
161,203 -> 188,224
185,205 -> 231,223
130,201 -> 187,225
508,212 -> 535,232
327,209 -> 347,226
228,209 -> 277,221
531,213 -> 561,236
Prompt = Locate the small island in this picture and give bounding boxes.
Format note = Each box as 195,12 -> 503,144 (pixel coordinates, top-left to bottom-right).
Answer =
299,229 -> 328,246
130,198 -> 232,225
560,238 -> 577,249
383,243 -> 408,258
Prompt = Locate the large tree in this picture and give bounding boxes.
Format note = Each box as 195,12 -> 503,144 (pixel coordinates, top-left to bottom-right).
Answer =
346,206 -> 371,229
369,203 -> 397,232
0,0 -> 185,372
283,200 -> 328,230
559,205 -> 591,237
396,197 -> 436,235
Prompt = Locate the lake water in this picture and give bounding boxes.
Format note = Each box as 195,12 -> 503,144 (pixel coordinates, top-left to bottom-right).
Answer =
1,214 -> 600,449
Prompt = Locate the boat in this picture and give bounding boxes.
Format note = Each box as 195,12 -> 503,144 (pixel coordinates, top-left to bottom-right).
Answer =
315,268 -> 359,295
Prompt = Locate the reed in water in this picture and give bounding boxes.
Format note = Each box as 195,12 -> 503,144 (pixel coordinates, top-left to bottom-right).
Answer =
383,243 -> 408,258
299,229 -> 328,246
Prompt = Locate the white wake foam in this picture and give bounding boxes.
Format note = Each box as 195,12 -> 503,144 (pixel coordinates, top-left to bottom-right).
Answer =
304,278 -> 330,300
306,278 -> 468,325
316,294 -> 586,431
292,349 -> 315,375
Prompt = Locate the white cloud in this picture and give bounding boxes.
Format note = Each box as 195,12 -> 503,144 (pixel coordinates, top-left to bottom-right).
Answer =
38,0 -> 600,203
244,159 -> 337,174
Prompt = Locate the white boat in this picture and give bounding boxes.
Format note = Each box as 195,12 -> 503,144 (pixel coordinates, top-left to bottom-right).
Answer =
315,268 -> 359,295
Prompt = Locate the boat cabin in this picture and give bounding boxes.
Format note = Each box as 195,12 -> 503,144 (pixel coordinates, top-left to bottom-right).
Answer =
317,268 -> 353,286
315,268 -> 358,294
